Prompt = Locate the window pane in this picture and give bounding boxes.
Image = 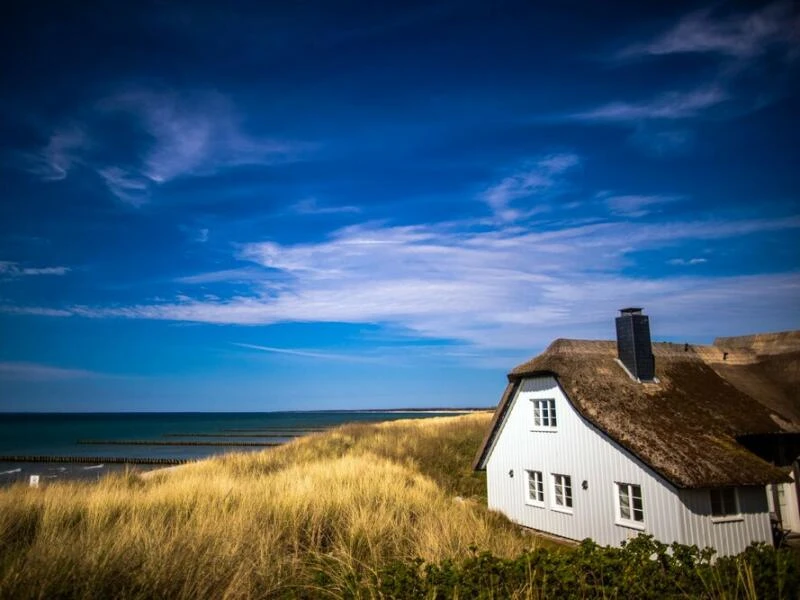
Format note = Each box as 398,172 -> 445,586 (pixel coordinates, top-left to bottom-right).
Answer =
533,400 -> 557,428
710,490 -> 724,516
632,487 -> 644,521
618,484 -> 644,522
710,488 -> 737,517
619,486 -> 631,519
722,489 -> 736,514
527,471 -> 543,502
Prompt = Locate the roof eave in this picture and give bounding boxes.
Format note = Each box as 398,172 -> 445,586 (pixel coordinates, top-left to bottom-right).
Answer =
472,379 -> 523,471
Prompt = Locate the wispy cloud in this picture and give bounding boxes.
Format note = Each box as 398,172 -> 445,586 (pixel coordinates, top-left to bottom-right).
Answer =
629,126 -> 694,156
589,3 -> 798,150
96,167 -> 150,207
0,261 -> 70,277
178,225 -> 211,243
572,87 -> 728,123
481,154 -> 581,221
0,305 -> 74,317
602,194 -> 684,217
289,198 -> 361,216
100,89 -> 304,185
233,342 -> 381,363
174,268 -> 266,285
24,89 -> 311,206
620,2 -> 799,60
668,257 -> 708,266
22,126 -> 87,182
0,362 -> 101,381
8,214 -> 799,350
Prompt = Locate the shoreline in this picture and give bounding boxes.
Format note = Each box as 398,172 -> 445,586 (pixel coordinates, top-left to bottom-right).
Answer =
0,411 -> 483,485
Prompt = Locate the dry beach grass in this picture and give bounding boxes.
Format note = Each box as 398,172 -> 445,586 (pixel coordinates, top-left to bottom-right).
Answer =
0,413 -> 535,599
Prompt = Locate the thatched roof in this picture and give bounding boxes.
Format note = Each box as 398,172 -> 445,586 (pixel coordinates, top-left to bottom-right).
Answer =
474,332 -> 800,488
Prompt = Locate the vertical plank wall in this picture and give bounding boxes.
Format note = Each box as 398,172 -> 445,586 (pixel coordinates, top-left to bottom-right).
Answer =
678,488 -> 771,557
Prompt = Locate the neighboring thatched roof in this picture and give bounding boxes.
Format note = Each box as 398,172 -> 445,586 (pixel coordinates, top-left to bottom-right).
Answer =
473,332 -> 800,488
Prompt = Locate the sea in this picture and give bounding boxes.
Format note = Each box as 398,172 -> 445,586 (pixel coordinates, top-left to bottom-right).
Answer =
0,411 -> 467,485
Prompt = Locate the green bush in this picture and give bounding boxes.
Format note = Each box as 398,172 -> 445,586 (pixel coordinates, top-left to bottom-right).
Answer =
313,534 -> 799,599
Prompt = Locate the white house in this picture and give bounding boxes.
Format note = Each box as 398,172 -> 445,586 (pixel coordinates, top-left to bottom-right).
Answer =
473,308 -> 800,557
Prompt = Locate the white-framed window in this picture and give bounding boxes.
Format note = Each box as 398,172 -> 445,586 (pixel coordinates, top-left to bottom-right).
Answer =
526,470 -> 544,506
552,474 -> 573,512
616,483 -> 644,528
532,398 -> 557,429
710,488 -> 739,520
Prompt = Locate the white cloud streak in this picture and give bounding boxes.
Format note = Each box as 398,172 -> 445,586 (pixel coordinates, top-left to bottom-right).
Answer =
0,362 -> 101,381
174,268 -> 267,285
668,257 -> 708,266
603,194 -> 683,217
0,261 -> 70,277
233,343 -> 382,363
289,198 -> 361,216
595,3 -> 800,147
23,127 -> 87,182
621,2 -> 799,59
25,89 -> 309,206
481,154 -> 581,221
96,167 -> 150,207
101,89 -> 302,185
6,214 -> 799,351
572,87 -> 728,122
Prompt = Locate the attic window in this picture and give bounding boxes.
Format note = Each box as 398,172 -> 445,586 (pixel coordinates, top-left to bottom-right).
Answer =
710,488 -> 739,519
531,399 -> 557,430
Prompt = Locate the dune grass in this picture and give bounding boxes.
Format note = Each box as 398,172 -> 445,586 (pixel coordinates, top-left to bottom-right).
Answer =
0,413 -> 535,599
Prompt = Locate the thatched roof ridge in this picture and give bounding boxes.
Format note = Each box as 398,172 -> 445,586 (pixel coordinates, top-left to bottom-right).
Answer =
474,335 -> 800,488
714,330 -> 800,356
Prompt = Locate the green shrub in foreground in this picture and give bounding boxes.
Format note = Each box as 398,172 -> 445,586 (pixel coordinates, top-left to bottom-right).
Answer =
313,535 -> 799,599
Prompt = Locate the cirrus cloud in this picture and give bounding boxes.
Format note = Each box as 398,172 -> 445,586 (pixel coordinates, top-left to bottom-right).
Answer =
22,89 -> 312,206
620,2 -> 799,60
5,214 -> 799,351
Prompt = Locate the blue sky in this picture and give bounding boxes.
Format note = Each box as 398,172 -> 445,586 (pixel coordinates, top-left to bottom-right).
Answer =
0,0 -> 798,411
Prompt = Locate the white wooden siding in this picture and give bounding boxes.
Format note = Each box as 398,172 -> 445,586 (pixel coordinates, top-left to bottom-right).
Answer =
485,375 -> 772,555
678,488 -> 771,557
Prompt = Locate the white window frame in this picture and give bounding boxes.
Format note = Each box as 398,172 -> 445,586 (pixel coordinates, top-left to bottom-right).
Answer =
531,398 -> 557,431
615,482 -> 645,530
525,470 -> 545,507
710,488 -> 742,522
551,473 -> 573,513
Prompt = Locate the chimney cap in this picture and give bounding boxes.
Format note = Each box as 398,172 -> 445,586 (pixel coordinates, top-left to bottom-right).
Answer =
619,307 -> 644,315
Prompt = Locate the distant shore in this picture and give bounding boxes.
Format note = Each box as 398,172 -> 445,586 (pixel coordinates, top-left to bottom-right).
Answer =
0,410 -> 489,486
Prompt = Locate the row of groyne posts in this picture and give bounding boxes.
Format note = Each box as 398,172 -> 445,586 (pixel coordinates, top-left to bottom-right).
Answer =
3,426 -> 332,487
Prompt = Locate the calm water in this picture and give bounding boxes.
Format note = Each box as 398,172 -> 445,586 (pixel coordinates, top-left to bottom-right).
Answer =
0,411 -> 463,484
